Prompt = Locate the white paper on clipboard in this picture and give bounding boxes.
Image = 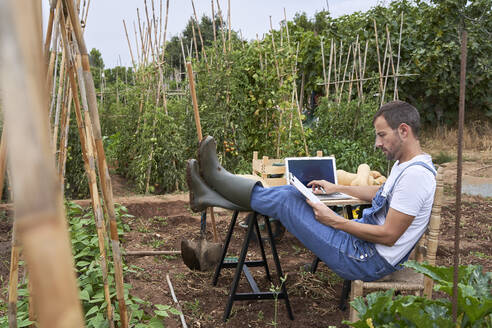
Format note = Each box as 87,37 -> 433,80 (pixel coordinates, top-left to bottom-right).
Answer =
288,173 -> 321,204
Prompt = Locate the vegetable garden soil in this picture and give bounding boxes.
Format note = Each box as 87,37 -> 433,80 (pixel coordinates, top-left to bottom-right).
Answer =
0,158 -> 491,327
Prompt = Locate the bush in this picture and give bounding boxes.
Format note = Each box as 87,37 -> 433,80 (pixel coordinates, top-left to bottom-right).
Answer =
345,261 -> 492,328
309,98 -> 387,174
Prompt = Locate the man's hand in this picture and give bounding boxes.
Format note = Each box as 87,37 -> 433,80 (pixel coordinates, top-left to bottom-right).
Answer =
307,179 -> 339,194
306,199 -> 345,227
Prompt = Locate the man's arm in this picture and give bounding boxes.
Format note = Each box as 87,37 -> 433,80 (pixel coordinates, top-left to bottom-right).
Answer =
308,180 -> 380,202
306,201 -> 414,246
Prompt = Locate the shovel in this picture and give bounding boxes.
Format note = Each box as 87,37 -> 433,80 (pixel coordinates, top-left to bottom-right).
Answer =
181,62 -> 222,271
181,211 -> 222,271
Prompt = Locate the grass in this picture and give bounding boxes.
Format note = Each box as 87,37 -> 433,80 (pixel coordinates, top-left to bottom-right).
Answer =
434,151 -> 455,164
422,120 -> 492,153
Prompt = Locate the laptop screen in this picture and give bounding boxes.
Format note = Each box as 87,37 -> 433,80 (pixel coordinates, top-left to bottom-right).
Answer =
284,157 -> 338,188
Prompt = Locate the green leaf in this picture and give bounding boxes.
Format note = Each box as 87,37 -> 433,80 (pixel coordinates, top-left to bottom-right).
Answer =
147,317 -> 165,328
85,305 -> 99,317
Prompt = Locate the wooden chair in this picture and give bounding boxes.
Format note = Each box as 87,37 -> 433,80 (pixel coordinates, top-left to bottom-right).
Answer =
348,166 -> 444,322
250,150 -> 324,187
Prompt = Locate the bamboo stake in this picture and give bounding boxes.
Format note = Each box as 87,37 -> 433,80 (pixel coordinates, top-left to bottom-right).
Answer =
347,37 -> 359,102
327,38 -> 333,100
386,25 -> 397,86
159,0 -> 170,110
157,0 -> 163,56
123,20 -> 136,70
7,224 -> 20,328
52,53 -> 67,149
48,31 -> 60,120
0,128 -> 8,202
191,0 -> 209,68
333,41 -> 338,96
46,0 -> 61,91
179,36 -> 187,63
337,43 -> 352,104
133,21 -> 142,66
382,26 -> 396,106
381,27 -> 390,93
337,40 -> 343,96
0,1 -> 85,326
284,8 -> 291,45
191,19 -> 200,62
357,42 -> 363,100
125,250 -> 181,256
211,0 -> 217,44
256,34 -> 263,70
381,38 -> 392,106
137,9 -> 146,65
361,40 -> 368,103
58,10 -> 115,327
321,37 -> 328,97
394,12 -> 404,100
64,1 -> 129,326
293,44 -> 308,155
58,90 -> 73,193
44,0 -> 58,63
215,0 -> 227,54
269,16 -> 281,80
82,0 -> 91,29
373,19 -> 384,96
227,0 -> 231,52
318,73 -> 418,85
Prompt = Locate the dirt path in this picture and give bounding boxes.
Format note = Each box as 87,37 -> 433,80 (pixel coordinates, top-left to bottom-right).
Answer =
0,163 -> 490,327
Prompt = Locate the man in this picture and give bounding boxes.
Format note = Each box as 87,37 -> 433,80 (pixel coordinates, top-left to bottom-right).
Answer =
186,100 -> 436,281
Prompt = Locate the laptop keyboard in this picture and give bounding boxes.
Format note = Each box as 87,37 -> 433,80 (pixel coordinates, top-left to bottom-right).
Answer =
317,192 -> 353,200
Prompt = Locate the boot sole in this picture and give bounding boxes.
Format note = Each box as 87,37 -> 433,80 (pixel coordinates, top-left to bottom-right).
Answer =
186,160 -> 203,213
197,136 -> 212,179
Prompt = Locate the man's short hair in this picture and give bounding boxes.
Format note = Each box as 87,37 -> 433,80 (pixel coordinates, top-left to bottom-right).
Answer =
373,100 -> 421,137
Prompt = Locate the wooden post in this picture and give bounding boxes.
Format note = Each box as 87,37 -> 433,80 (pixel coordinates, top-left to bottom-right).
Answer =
453,27 -> 467,323
186,62 -> 219,242
64,1 -> 129,326
0,1 -> 85,326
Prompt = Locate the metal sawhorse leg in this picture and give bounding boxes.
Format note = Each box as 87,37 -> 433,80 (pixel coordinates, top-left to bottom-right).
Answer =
212,210 -> 294,322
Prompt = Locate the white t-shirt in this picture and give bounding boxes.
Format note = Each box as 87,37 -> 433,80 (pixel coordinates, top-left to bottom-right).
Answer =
374,154 -> 436,266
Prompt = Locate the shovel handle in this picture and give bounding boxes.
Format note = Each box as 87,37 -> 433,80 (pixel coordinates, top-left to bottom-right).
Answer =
200,210 -> 207,238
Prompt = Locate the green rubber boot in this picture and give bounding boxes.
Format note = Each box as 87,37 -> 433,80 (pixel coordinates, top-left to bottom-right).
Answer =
186,159 -> 247,212
198,136 -> 261,210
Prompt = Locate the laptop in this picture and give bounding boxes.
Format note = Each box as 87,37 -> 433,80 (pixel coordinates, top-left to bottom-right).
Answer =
284,157 -> 353,200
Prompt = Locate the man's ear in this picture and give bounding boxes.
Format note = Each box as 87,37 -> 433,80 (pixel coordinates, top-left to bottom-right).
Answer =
398,123 -> 411,138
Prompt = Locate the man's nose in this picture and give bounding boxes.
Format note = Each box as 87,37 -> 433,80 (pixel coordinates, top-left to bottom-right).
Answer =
374,139 -> 383,150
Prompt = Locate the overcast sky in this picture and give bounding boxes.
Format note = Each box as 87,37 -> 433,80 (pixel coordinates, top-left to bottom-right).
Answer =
43,0 -> 382,68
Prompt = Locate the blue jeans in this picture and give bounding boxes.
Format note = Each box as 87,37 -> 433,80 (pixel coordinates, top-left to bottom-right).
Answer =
250,185 -> 396,281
